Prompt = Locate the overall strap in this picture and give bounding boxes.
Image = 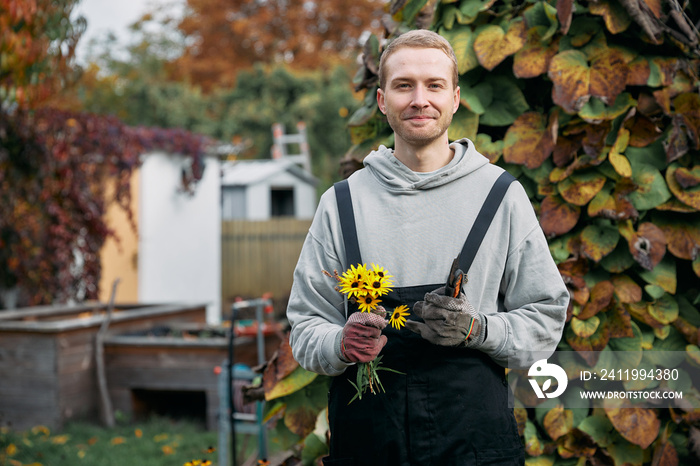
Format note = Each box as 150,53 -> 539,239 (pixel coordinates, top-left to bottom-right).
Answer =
333,179 -> 362,267
458,171 -> 516,273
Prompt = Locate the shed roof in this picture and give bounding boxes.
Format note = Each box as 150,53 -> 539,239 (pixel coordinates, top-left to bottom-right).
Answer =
221,159 -> 317,187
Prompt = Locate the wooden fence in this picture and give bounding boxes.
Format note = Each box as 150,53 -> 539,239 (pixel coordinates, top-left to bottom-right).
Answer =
221,219 -> 312,312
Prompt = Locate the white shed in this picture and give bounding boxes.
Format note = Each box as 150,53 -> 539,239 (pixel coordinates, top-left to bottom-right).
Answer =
221,159 -> 318,220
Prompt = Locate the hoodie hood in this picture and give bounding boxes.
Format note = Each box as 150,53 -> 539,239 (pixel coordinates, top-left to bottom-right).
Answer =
362,138 -> 490,191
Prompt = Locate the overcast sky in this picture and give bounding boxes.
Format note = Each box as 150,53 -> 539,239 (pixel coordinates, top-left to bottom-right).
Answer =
73,0 -> 183,63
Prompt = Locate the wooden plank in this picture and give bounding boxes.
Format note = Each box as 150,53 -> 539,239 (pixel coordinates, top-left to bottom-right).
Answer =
106,367 -> 218,391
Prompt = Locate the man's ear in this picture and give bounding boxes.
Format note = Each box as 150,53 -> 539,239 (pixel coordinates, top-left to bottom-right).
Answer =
377,88 -> 386,114
453,86 -> 460,115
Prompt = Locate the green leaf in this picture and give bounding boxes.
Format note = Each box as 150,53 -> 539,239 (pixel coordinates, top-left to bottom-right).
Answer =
571,315 -> 600,338
524,419 -> 546,456
479,75 -> 530,126
522,159 -> 555,185
301,432 -> 328,465
558,171 -> 607,206
600,241 -> 635,273
578,93 -> 636,122
577,414 -> 615,448
439,25 -> 478,74
283,379 -> 329,437
580,223 -> 620,262
638,256 -> 677,294
644,327 -> 687,367
265,366 -> 318,401
459,78 -> 489,115
448,105 -> 479,141
648,293 -> 679,325
396,0 -> 430,24
606,438 -> 644,465
645,284 -> 666,300
628,162 -> 672,210
625,139 -> 667,170
522,0 -> 559,42
678,295 -> 700,326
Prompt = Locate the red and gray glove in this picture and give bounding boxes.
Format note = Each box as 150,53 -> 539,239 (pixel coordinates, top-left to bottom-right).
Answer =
336,310 -> 388,363
405,286 -> 486,348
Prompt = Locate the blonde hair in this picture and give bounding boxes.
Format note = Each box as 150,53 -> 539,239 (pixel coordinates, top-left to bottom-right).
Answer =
378,29 -> 459,90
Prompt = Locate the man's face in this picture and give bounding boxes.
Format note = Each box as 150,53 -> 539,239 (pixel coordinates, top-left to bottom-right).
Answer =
377,47 -> 460,148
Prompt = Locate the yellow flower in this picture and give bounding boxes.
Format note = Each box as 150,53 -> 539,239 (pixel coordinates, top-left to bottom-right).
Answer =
357,293 -> 381,312
370,263 -> 394,284
162,445 -> 174,455
31,425 -> 50,436
51,434 -> 70,444
110,436 -> 126,445
153,433 -> 169,443
5,443 -> 17,455
365,270 -> 392,297
389,305 -> 410,330
134,428 -> 143,438
339,264 -> 370,298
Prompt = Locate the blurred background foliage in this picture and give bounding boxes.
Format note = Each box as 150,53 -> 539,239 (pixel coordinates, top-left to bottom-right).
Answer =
1,0 -> 389,306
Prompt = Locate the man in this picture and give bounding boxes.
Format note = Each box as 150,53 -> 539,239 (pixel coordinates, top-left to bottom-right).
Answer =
287,29 -> 568,465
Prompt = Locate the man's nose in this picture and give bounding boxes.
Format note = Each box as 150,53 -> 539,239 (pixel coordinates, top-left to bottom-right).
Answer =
411,86 -> 429,108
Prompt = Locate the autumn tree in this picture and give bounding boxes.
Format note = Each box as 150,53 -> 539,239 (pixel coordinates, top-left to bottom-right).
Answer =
171,0 -> 389,90
0,0 -> 84,108
0,2 -> 212,308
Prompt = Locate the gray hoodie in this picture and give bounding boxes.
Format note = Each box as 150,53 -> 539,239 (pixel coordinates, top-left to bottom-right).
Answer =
287,138 -> 569,376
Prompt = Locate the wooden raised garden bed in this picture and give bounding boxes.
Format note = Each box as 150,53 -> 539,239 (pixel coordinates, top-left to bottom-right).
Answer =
0,302 -> 207,430
103,323 -> 283,431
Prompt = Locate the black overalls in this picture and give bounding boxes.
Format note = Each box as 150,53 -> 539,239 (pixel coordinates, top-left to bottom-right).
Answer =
325,173 -> 525,466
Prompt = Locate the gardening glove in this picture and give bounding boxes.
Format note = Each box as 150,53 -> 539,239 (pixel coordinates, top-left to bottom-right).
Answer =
336,309 -> 388,363
405,286 -> 486,348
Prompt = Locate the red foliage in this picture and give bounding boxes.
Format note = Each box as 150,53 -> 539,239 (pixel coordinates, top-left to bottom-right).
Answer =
0,107 -> 214,306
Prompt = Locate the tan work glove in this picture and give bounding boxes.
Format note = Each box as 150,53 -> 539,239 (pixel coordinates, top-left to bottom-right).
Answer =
405,286 -> 486,347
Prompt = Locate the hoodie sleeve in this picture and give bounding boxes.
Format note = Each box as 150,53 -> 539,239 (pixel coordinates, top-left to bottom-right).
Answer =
472,187 -> 569,369
286,192 -> 354,376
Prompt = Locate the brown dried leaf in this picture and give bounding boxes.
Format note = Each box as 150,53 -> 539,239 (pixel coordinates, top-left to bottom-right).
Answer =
556,0 -> 574,35
607,302 -> 636,338
604,404 -> 660,449
610,274 -> 642,303
540,195 -> 580,237
578,280 -> 614,319
513,31 -> 559,79
666,163 -> 700,210
544,405 -> 574,440
629,222 -> 667,270
655,217 -> 700,261
503,112 -> 555,169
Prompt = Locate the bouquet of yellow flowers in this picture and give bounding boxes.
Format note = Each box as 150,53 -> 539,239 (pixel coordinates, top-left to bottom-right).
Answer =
324,263 -> 410,403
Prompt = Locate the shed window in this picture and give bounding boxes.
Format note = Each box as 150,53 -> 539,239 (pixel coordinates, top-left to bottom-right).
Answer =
271,188 -> 294,217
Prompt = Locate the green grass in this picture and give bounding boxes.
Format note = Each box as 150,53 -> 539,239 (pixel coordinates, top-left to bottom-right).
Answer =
0,416 -> 230,466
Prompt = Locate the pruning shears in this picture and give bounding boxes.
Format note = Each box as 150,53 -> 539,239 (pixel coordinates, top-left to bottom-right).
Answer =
445,255 -> 466,298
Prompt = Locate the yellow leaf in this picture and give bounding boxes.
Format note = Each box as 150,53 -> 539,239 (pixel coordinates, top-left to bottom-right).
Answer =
474,20 -> 527,71
609,128 -> 632,177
